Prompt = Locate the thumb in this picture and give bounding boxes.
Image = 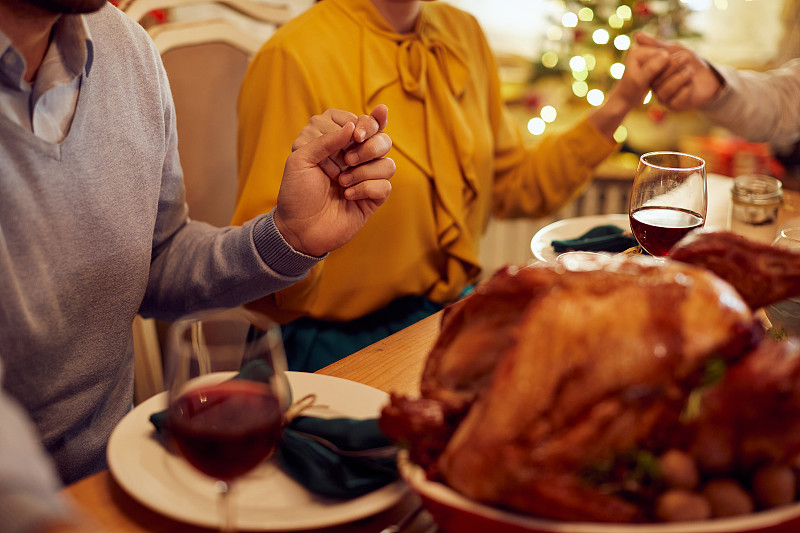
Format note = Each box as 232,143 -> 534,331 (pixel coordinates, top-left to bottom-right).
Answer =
293,121 -> 355,166
634,32 -> 663,48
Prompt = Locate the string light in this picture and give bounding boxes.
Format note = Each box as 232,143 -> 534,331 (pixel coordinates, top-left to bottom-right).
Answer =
541,105 -> 557,123
572,69 -> 588,81
613,125 -> 628,143
527,117 -> 546,136
541,51 -> 559,68
572,81 -> 588,97
593,29 -> 610,45
546,26 -> 563,41
587,89 -> 604,106
614,34 -> 631,51
569,55 -> 586,71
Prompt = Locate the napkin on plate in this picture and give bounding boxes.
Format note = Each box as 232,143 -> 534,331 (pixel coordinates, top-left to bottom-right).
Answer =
148,371 -> 399,499
551,224 -> 639,254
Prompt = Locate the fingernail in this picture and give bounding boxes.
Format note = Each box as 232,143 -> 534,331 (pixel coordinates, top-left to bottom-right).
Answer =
355,128 -> 366,142
339,172 -> 351,186
346,152 -> 359,166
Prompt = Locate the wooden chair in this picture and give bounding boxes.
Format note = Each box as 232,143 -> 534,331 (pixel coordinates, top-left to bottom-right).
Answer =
121,0 -> 302,403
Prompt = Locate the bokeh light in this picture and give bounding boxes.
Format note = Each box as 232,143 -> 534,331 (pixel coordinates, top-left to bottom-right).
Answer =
587,89 -> 605,106
609,62 -> 625,79
578,7 -> 594,21
572,81 -> 588,97
613,125 -> 628,143
614,34 -> 631,50
562,12 -> 578,27
541,50 -> 559,68
540,105 -> 557,122
569,55 -> 586,71
528,117 -> 546,135
592,29 -> 610,44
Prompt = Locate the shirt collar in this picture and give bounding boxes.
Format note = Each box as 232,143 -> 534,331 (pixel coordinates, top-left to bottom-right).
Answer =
0,13 -> 93,91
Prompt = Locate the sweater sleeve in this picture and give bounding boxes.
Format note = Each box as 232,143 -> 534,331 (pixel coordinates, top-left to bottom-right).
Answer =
139,40 -> 322,320
0,371 -> 77,533
700,59 -> 800,149
482,23 -> 618,219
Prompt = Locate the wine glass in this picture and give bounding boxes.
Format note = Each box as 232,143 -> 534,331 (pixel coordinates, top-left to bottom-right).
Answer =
629,151 -> 707,257
164,308 -> 290,532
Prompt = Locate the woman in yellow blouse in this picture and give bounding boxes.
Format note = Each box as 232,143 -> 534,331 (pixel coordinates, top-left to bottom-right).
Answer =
233,0 -> 669,371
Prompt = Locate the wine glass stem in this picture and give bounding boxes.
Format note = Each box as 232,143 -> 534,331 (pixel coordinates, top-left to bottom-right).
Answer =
216,480 -> 236,533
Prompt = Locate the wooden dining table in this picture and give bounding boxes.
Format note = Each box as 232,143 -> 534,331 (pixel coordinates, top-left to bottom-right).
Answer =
62,312 -> 443,533
62,185 -> 800,532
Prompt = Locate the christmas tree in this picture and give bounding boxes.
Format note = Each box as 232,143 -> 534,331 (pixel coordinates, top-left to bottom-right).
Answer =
523,0 -> 699,141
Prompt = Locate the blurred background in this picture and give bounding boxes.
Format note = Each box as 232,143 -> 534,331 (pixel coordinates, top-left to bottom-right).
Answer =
128,0 -> 800,273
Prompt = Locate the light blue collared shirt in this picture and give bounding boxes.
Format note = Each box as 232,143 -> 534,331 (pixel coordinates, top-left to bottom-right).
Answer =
0,14 -> 93,143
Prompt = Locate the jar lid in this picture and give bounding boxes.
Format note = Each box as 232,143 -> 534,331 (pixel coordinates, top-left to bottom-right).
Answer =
732,174 -> 783,204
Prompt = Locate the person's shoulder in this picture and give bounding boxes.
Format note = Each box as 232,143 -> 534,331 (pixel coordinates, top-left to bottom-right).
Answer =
84,3 -> 152,42
82,3 -> 159,57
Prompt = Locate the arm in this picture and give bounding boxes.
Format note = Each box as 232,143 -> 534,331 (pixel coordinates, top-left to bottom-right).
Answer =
0,379 -> 80,533
637,33 -> 800,147
141,49 -> 392,320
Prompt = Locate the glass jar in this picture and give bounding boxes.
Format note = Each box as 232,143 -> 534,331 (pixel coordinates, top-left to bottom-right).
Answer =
728,174 -> 783,244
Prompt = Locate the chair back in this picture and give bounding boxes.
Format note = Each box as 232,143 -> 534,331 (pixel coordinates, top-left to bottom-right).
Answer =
122,0 -> 306,403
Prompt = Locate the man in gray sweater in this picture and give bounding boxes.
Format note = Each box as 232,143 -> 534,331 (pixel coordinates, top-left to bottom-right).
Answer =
0,0 -> 394,517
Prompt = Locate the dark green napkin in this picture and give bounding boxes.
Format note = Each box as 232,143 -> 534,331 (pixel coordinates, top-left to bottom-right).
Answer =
279,416 -> 398,498
551,224 -> 638,253
148,371 -> 398,499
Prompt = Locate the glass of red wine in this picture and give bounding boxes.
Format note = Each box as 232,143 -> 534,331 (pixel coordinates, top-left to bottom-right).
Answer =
629,151 -> 707,257
165,308 -> 290,532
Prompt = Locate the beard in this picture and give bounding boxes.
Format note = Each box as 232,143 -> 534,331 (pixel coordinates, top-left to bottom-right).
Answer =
19,0 -> 107,14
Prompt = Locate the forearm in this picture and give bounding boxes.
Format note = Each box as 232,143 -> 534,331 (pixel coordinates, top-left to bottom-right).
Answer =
701,60 -> 800,146
586,84 -> 639,142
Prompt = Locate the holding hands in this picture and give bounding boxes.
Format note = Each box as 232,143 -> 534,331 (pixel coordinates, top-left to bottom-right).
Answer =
635,33 -> 724,111
274,105 -> 395,257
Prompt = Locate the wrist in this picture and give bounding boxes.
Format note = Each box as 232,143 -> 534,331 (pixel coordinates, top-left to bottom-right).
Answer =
587,87 -> 635,141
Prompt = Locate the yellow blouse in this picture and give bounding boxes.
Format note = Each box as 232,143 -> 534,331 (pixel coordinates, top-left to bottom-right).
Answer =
233,0 -> 618,323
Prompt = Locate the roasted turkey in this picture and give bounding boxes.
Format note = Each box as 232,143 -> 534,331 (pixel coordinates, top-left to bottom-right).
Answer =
380,231 -> 800,523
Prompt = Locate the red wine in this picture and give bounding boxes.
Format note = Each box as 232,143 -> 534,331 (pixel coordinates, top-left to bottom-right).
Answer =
630,206 -> 704,257
168,380 -> 282,480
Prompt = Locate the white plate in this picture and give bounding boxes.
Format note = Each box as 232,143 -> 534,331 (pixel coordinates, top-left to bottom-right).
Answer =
107,372 -> 408,531
531,214 -> 631,263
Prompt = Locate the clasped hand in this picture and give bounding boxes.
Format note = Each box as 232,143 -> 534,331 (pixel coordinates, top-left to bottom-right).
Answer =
274,105 -> 395,257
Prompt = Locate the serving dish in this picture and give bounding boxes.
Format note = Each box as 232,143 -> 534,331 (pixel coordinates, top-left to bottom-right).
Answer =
398,452 -> 800,533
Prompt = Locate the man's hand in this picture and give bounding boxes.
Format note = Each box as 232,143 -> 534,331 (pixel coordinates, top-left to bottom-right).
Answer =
635,32 -> 723,111
274,106 -> 395,257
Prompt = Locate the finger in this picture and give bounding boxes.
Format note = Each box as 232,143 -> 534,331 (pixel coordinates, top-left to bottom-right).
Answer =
319,157 -> 342,179
353,114 -> 379,143
339,157 -> 396,188
370,104 -> 389,131
343,178 -> 392,203
634,32 -> 664,48
320,108 -> 360,128
345,132 -> 392,166
654,66 -> 693,101
293,122 -> 356,166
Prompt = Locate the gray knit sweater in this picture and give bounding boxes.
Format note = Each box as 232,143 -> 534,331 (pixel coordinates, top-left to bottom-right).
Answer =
0,4 -> 319,485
